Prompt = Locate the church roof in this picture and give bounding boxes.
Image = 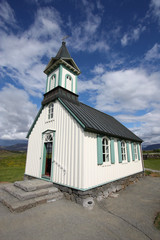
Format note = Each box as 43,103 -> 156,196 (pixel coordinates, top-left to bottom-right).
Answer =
58,98 -> 143,142
56,41 -> 71,58
44,42 -> 81,75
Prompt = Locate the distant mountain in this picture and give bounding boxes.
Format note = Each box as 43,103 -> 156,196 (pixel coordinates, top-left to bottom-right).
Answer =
143,144 -> 160,151
0,139 -> 28,147
0,143 -> 28,152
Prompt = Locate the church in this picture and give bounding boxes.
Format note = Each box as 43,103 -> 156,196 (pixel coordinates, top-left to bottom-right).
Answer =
25,41 -> 143,192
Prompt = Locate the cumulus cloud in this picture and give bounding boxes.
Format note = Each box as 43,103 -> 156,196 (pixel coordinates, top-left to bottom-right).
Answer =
0,84 -> 37,140
78,67 -> 160,143
0,5 -> 63,96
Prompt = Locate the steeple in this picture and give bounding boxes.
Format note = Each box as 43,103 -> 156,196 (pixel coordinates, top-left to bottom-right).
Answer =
44,41 -> 80,75
42,41 -> 80,105
56,41 -> 71,58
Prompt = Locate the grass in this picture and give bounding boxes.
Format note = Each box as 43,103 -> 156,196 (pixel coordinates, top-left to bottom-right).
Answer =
0,150 -> 26,182
154,212 -> 160,230
144,158 -> 160,171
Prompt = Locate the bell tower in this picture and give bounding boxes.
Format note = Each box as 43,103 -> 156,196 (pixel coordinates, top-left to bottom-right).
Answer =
44,41 -> 80,95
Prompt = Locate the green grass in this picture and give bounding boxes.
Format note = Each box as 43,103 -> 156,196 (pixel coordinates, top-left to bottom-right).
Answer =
144,158 -> 160,171
0,151 -> 26,182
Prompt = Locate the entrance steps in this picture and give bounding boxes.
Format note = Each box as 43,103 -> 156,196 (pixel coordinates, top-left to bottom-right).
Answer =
0,179 -> 63,212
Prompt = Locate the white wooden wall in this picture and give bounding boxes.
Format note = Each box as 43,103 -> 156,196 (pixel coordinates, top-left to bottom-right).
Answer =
25,100 -> 143,191
83,132 -> 143,190
25,100 -> 85,189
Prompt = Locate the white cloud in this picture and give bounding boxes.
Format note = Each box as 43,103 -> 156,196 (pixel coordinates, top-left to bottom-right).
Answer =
0,6 -> 63,96
145,43 -> 160,60
78,67 -> 160,143
150,0 -> 160,22
0,0 -> 17,30
68,0 -> 109,53
91,64 -> 105,75
121,25 -> 146,47
0,84 -> 38,140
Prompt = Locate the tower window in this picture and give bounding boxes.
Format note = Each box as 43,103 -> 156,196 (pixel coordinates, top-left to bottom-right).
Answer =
49,74 -> 56,90
48,103 -> 54,119
65,74 -> 73,91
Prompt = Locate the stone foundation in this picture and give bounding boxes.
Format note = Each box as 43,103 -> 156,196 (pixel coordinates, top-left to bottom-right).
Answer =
53,172 -> 144,209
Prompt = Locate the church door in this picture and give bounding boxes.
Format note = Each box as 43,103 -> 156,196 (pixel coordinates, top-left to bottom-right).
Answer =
44,142 -> 52,177
42,132 -> 54,179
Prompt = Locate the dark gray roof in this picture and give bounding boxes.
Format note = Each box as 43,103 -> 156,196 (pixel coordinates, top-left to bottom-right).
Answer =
44,42 -> 81,75
59,98 -> 143,142
56,41 -> 71,58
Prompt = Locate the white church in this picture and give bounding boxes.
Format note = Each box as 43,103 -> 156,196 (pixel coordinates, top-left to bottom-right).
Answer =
25,41 -> 143,192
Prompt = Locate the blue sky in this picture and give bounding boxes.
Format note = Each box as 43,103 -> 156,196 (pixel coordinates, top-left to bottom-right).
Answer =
0,0 -> 160,145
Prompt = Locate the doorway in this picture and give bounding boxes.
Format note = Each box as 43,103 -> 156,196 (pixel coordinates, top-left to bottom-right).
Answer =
44,142 -> 52,177
42,132 -> 54,179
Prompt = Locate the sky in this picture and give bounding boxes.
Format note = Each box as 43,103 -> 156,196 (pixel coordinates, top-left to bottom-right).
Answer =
0,0 -> 160,146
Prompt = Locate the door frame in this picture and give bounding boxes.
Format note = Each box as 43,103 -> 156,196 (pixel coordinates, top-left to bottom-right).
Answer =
41,130 -> 55,181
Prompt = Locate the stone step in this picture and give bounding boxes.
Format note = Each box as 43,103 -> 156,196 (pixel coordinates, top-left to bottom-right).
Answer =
0,188 -> 63,212
14,179 -> 53,192
3,184 -> 59,201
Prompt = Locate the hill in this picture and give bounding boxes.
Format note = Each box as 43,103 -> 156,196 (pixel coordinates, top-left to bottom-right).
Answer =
143,144 -> 160,151
0,143 -> 27,152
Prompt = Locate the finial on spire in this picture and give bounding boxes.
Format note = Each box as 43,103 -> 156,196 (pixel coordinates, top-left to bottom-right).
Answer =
62,35 -> 69,42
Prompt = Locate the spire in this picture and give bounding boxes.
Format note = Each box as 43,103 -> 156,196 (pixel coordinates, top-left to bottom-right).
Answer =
56,41 -> 71,58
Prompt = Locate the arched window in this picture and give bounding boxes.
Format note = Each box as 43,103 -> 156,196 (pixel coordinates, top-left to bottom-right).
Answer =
65,74 -> 73,91
133,143 -> 138,160
102,137 -> 110,163
48,103 -> 54,120
49,74 -> 56,90
121,141 -> 127,161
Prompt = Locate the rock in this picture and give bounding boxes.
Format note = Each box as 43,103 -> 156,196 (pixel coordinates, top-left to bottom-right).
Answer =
103,190 -> 109,198
116,185 -> 122,192
111,185 -> 117,193
107,188 -> 113,195
96,195 -> 104,202
64,192 -> 71,200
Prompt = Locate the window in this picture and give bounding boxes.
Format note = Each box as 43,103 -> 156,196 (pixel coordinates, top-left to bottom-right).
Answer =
48,103 -> 54,119
102,137 -> 110,163
50,74 -> 56,90
121,141 -> 127,161
134,143 -> 138,160
65,74 -> 72,91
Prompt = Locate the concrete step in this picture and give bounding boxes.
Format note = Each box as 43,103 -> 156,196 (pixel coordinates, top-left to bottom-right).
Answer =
0,187 -> 63,212
3,184 -> 59,201
14,179 -> 53,192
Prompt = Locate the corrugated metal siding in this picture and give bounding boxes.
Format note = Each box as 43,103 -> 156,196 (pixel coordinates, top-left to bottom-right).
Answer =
25,100 -> 84,189
53,101 -> 84,189
83,132 -> 143,190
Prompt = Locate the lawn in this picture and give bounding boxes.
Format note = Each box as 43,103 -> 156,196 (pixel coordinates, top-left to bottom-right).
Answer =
144,158 -> 160,171
0,150 -> 26,182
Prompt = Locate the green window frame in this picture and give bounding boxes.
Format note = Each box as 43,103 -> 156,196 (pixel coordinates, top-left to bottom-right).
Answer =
97,135 -> 115,165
